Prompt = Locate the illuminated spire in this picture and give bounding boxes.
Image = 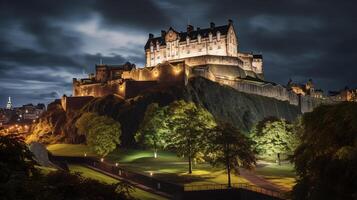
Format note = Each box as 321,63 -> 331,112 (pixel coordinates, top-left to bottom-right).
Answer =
6,96 -> 12,109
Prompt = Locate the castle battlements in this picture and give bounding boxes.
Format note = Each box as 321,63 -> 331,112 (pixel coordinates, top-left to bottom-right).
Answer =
70,20 -> 347,113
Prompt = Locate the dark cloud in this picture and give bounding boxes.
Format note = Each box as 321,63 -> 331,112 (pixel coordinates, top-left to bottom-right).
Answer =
0,0 -> 356,106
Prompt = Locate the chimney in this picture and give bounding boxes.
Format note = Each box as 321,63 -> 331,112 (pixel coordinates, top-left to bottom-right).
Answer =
149,33 -> 154,39
161,30 -> 166,37
187,25 -> 194,33
210,22 -> 215,29
228,19 -> 233,25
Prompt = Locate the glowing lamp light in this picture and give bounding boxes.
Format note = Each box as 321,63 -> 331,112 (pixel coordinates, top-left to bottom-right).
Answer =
84,153 -> 87,157
100,158 -> 104,162
153,70 -> 159,78
149,172 -> 153,176
173,67 -> 182,75
115,163 -> 118,167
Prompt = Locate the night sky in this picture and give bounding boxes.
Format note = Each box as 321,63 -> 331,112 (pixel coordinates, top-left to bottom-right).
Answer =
1,0 -> 356,107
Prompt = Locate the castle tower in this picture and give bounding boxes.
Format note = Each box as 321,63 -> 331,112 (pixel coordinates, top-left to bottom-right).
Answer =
6,96 -> 12,109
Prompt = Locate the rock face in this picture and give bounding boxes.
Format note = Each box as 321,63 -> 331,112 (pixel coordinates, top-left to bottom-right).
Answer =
29,77 -> 300,146
29,142 -> 50,167
27,100 -> 67,144
185,77 -> 301,131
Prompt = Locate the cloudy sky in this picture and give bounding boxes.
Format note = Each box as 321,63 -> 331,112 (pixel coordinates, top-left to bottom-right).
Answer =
1,0 -> 356,107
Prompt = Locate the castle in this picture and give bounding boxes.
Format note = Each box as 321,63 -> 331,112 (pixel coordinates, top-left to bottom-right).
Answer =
69,20 -> 347,113
73,20 -> 264,99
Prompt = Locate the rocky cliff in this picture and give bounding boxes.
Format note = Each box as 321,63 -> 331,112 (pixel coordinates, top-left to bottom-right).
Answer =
185,77 -> 300,131
30,77 -> 301,146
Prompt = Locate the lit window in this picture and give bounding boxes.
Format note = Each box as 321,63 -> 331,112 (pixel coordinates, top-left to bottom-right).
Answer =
186,37 -> 190,45
209,33 -> 212,42
217,31 -> 221,41
198,34 -> 201,43
150,45 -> 154,52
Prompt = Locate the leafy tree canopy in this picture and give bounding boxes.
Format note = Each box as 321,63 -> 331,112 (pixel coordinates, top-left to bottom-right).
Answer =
134,103 -> 168,153
250,118 -> 298,163
75,112 -> 98,136
164,100 -> 216,160
292,102 -> 357,200
206,122 -> 256,187
77,113 -> 121,157
0,134 -> 37,183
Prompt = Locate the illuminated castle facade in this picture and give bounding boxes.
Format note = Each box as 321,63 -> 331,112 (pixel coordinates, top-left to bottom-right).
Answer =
72,20 -> 264,100
145,20 -> 263,77
70,20 -> 336,113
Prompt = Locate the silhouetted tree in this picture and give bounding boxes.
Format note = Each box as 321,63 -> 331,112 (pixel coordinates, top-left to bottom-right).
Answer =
292,103 -> 357,200
206,122 -> 256,187
0,134 -> 37,183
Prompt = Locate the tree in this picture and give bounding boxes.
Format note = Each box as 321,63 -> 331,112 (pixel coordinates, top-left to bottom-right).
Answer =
164,100 -> 216,174
291,103 -> 357,200
206,122 -> 256,187
135,103 -> 168,158
250,118 -> 298,165
0,134 -> 37,183
85,115 -> 121,157
75,112 -> 97,136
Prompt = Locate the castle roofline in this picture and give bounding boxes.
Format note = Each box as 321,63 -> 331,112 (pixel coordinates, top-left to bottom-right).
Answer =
145,21 -> 232,49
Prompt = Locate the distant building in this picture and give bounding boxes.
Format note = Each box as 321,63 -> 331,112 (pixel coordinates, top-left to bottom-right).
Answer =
6,96 -> 12,110
287,79 -> 324,99
16,103 -> 46,121
328,87 -> 357,102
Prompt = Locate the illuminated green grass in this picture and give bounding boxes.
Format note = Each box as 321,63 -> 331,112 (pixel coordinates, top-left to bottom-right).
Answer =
68,164 -> 168,200
47,144 -> 97,157
48,144 -> 294,189
254,163 -> 296,190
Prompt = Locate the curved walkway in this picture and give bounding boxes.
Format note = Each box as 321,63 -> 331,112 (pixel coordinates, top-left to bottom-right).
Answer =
84,164 -> 172,199
239,168 -> 290,193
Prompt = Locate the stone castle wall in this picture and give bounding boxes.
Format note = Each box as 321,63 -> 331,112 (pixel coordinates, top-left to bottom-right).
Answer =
194,68 -> 331,113
74,62 -> 186,99
74,60 -> 331,113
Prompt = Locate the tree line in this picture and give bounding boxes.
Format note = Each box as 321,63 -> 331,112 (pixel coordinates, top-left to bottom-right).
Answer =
73,100 -> 357,199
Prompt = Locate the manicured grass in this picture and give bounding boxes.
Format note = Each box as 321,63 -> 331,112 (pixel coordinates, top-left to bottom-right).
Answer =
254,163 -> 296,190
106,148 -> 183,163
68,164 -> 168,200
48,144 -> 294,189
47,144 -> 97,157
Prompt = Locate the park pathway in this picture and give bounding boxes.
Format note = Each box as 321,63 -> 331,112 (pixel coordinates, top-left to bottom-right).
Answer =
239,168 -> 290,193
83,164 -> 172,199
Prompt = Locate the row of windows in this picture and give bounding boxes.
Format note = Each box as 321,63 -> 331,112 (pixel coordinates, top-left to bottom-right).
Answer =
150,45 -> 224,60
150,36 -> 226,52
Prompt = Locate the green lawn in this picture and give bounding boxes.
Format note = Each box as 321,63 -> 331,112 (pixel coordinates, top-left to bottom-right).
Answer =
47,144 -> 294,189
254,162 -> 296,190
68,164 -> 167,200
47,144 -> 97,157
